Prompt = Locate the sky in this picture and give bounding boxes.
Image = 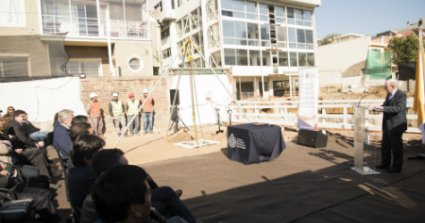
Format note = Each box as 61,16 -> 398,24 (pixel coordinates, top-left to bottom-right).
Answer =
315,0 -> 425,39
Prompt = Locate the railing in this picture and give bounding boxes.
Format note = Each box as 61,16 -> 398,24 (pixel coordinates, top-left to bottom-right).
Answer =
42,14 -> 148,39
229,98 -> 419,132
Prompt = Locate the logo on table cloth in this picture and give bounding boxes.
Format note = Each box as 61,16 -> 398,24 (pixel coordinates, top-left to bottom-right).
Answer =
228,133 -> 246,150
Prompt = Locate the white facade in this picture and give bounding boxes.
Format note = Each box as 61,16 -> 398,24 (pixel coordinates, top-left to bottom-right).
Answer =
317,36 -> 371,87
151,0 -> 320,99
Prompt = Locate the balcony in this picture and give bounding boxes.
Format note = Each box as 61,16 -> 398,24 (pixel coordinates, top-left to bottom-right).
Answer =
41,0 -> 149,40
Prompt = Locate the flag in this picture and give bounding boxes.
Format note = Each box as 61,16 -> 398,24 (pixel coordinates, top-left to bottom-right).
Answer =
414,29 -> 425,143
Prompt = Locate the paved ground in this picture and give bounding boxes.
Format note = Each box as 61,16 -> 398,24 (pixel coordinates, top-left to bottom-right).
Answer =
52,126 -> 425,222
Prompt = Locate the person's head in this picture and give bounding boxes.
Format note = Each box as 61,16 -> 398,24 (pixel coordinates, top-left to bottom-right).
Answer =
70,122 -> 93,141
14,110 -> 27,123
71,134 -> 105,166
92,165 -> 151,223
89,92 -> 98,102
71,115 -> 88,126
143,88 -> 149,97
385,79 -> 398,94
112,92 -> 119,101
6,106 -> 15,115
57,109 -> 74,127
92,148 -> 128,177
128,92 -> 135,100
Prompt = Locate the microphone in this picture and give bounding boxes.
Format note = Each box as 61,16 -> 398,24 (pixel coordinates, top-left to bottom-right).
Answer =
356,91 -> 377,108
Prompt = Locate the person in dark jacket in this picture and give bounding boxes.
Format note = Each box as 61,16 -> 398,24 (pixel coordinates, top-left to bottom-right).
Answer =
53,109 -> 74,158
370,79 -> 407,173
8,110 -> 39,148
68,134 -> 104,222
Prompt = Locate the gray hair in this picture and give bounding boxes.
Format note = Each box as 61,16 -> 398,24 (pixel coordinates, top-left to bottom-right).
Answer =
57,109 -> 74,124
385,79 -> 399,88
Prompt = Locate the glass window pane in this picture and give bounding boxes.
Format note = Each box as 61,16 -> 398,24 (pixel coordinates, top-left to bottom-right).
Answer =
261,24 -> 269,40
277,26 -> 287,42
279,52 -> 288,66
259,4 -> 268,14
289,52 -> 297,66
297,29 -> 306,43
262,51 -> 271,66
305,30 -> 313,43
233,0 -> 245,11
246,1 -> 256,13
303,10 -> 312,21
295,9 -> 303,20
298,52 -> 307,66
223,20 -> 234,37
249,50 -> 261,66
247,23 -> 259,39
275,6 -> 284,17
221,0 -> 233,10
224,48 -> 236,65
236,49 -> 248,66
234,21 -> 247,39
287,7 -> 294,18
307,53 -> 315,66
288,27 -> 296,42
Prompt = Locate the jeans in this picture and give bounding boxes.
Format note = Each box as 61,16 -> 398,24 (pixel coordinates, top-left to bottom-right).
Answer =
127,114 -> 140,134
143,112 -> 153,133
112,115 -> 126,135
29,131 -> 49,142
89,117 -> 103,136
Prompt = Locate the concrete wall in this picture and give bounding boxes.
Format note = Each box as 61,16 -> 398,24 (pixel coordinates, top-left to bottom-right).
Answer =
80,76 -> 170,130
317,36 -> 371,87
114,41 -> 155,76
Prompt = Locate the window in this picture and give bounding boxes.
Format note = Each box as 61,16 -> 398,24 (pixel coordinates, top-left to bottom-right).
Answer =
162,48 -> 171,59
247,23 -> 259,46
288,28 -> 314,49
260,24 -> 270,46
128,57 -> 142,71
223,21 -> 247,45
0,0 -> 26,27
0,57 -> 29,78
249,50 -> 261,66
236,49 -> 248,66
287,7 -> 312,26
221,0 -> 245,19
277,26 -> 287,48
289,52 -> 297,67
275,6 -> 285,24
298,52 -> 307,66
67,59 -> 102,76
259,3 -> 268,21
307,53 -> 315,66
224,48 -> 236,65
262,51 -> 271,66
288,27 -> 296,49
246,1 -> 257,20
279,52 -> 288,66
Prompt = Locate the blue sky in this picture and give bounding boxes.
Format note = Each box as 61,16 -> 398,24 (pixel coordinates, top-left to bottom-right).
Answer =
315,0 -> 425,39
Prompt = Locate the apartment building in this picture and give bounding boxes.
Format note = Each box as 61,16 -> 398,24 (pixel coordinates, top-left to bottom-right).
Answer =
0,0 -> 160,81
152,0 -> 321,99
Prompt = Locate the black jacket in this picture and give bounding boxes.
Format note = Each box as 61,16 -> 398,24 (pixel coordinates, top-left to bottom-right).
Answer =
7,121 -> 36,147
382,90 -> 407,132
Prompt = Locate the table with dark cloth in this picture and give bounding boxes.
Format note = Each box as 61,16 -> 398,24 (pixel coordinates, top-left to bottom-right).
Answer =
226,123 -> 285,164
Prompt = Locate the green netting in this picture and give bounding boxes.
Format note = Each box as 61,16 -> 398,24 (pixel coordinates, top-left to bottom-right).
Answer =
364,49 -> 392,79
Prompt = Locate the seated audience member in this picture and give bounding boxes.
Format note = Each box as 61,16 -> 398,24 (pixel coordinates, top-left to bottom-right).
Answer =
0,161 -> 60,223
92,165 -> 172,223
53,109 -> 74,158
8,110 -> 41,148
71,115 -> 89,126
70,122 -> 93,142
80,149 -> 196,223
21,111 -> 49,144
68,134 -> 104,222
1,106 -> 15,130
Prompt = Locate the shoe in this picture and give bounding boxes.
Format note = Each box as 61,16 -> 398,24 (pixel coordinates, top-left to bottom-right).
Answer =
386,168 -> 401,173
375,164 -> 390,170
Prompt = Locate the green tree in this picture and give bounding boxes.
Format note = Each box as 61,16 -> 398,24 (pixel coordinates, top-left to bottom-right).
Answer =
387,35 -> 423,65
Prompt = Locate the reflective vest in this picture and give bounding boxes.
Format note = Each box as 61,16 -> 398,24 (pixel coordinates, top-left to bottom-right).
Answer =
142,96 -> 154,113
127,99 -> 140,116
88,101 -> 101,118
111,101 -> 124,116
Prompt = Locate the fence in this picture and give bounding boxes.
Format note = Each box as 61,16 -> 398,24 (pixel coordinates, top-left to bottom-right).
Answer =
229,98 -> 419,132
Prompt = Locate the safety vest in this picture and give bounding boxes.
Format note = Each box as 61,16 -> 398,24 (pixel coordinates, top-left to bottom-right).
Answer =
142,96 -> 154,112
111,100 -> 124,116
127,99 -> 140,116
88,101 -> 101,118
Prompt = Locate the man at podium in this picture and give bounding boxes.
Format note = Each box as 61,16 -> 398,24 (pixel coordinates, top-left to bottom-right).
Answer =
370,79 -> 407,173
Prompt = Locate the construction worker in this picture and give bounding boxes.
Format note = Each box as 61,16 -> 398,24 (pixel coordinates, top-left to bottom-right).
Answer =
126,92 -> 141,136
141,88 -> 155,134
86,92 -> 103,136
109,92 -> 126,136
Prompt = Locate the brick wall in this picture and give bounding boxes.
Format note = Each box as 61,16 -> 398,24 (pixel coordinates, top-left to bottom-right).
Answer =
80,76 -> 170,132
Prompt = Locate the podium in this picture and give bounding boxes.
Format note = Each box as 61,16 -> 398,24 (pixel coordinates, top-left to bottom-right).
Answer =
350,106 -> 380,175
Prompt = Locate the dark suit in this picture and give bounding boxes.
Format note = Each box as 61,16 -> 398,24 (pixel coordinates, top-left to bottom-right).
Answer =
380,90 -> 407,170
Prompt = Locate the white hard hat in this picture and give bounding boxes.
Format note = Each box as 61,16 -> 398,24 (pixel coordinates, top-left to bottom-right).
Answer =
112,92 -> 119,97
143,88 -> 149,94
89,92 -> 98,99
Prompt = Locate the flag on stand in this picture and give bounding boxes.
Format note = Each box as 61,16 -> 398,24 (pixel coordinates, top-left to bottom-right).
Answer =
414,29 -> 425,143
